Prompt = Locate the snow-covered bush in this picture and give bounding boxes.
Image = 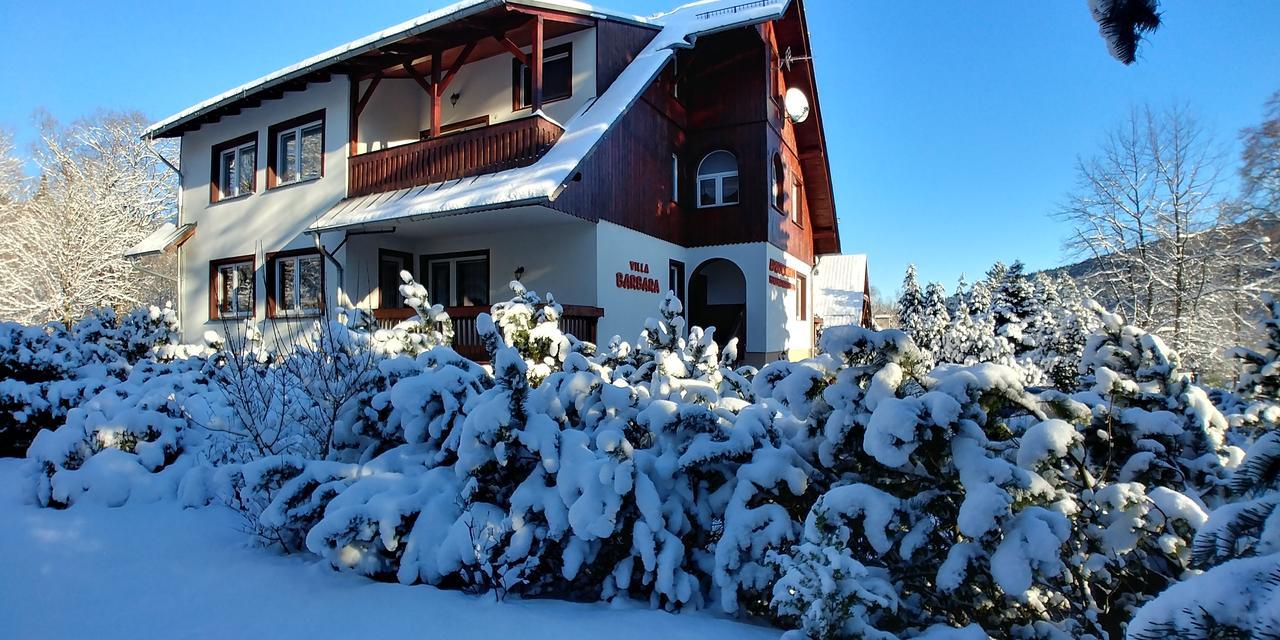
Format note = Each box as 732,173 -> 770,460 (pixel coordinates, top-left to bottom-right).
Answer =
0,303 -> 180,456
1126,303 -> 1280,639
17,275 -> 1269,639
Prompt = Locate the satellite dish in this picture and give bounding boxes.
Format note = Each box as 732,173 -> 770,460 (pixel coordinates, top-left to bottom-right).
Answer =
784,87 -> 811,124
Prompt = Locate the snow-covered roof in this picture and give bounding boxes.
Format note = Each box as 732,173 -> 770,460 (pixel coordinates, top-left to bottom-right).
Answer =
813,253 -> 868,323
144,0 -> 651,140
124,223 -> 196,259
309,0 -> 792,233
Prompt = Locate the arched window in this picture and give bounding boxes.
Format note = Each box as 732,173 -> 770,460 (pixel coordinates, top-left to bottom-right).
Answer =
697,151 -> 739,208
771,152 -> 786,211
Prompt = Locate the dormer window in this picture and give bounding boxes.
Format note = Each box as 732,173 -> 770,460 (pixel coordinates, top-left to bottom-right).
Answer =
210,133 -> 256,203
268,110 -> 325,188
513,43 -> 572,110
697,151 -> 739,208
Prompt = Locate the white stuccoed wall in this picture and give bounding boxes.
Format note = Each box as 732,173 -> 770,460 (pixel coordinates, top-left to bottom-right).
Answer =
354,28 -> 597,153
595,221 -> 685,344
593,222 -> 812,361
767,244 -> 815,360
344,210 -> 598,311
176,78 -> 351,343
435,30 -> 596,130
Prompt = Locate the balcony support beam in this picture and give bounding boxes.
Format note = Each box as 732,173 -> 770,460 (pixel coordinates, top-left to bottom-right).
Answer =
430,51 -> 443,137
348,73 -> 382,156
531,16 -> 544,112
494,34 -> 529,66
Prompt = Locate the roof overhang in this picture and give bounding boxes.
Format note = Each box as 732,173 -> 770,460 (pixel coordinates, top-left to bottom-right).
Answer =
124,222 -> 196,259
144,0 -> 654,140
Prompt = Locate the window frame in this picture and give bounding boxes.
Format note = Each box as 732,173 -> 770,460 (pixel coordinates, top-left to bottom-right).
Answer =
696,150 -> 740,209
796,272 -> 807,320
420,250 -> 491,308
267,109 -> 326,189
791,176 -> 803,226
265,248 -> 325,319
771,152 -> 787,214
512,43 -> 573,111
671,153 -> 680,204
209,133 -> 257,203
209,255 -> 257,321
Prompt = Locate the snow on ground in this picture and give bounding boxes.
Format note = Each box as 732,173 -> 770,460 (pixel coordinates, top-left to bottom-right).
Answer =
0,458 -> 779,639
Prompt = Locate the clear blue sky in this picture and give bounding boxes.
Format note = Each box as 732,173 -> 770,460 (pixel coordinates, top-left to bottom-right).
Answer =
1,0 -> 1276,293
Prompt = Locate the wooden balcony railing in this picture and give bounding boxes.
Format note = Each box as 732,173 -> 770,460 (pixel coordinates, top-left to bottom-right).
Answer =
373,304 -> 604,362
348,114 -> 564,198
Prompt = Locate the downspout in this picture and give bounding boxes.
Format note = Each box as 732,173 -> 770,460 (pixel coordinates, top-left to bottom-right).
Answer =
313,232 -> 353,308
130,260 -> 179,284
143,135 -> 185,315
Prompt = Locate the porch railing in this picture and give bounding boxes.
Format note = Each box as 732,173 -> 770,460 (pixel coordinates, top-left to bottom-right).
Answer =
372,304 -> 604,362
348,114 -> 564,198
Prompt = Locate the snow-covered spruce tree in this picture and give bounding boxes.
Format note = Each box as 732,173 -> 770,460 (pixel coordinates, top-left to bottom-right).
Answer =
948,274 -> 970,319
897,265 -> 928,356
1123,303 -> 1280,637
767,325 -> 1079,638
918,282 -> 952,355
1126,430 -> 1280,638
1222,294 -> 1280,438
939,280 -> 1015,371
1022,303 -> 1242,636
991,260 -> 1040,358
1061,302 -> 1237,500
1038,276 -> 1098,392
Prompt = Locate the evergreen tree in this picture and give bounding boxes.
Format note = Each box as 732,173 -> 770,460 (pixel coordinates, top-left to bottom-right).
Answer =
896,265 -> 926,346
918,282 -> 952,354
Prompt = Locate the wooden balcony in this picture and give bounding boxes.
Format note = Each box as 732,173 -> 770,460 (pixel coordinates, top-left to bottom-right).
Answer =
372,304 -> 604,362
348,114 -> 563,198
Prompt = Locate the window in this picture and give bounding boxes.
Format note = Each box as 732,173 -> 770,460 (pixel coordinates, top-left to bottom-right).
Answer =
268,110 -> 325,188
378,250 -> 413,309
671,154 -> 680,203
669,259 -> 686,308
423,251 -> 489,307
772,153 -> 787,212
791,177 -> 802,224
209,256 -> 255,320
267,250 -> 323,317
513,43 -> 572,109
696,151 -> 739,208
210,133 -> 257,202
796,272 -> 807,320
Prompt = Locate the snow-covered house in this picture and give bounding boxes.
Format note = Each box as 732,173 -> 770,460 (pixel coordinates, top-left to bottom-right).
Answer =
812,253 -> 871,330
132,0 -> 841,363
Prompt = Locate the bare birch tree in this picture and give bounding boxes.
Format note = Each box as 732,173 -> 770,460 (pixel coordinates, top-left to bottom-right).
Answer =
1058,103 -> 1278,377
0,111 -> 177,325
1241,89 -> 1280,221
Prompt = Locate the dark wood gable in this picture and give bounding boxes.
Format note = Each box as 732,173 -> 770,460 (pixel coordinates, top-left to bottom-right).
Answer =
550,1 -> 840,263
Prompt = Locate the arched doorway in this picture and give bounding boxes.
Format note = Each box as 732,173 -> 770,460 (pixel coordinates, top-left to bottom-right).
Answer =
688,258 -> 747,356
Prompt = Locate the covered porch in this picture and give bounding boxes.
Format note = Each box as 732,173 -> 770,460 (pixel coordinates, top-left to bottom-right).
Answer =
328,206 -> 602,360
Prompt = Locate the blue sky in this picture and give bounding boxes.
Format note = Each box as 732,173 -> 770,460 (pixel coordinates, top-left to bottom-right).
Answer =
1,0 -> 1276,293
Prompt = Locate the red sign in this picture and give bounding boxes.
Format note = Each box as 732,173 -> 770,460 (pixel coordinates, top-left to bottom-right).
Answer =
616,261 -> 660,293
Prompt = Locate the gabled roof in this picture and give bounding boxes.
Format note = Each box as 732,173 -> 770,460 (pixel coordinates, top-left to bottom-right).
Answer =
307,0 -> 795,233
144,0 -> 652,140
813,253 -> 869,321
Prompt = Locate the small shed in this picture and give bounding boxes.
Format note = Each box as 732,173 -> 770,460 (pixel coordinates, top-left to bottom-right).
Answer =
813,253 -> 872,329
